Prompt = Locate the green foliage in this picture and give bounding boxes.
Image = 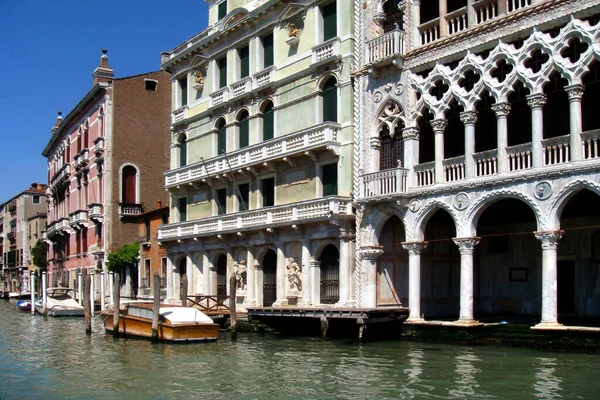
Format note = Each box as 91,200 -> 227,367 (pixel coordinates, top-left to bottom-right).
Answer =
31,239 -> 47,270
106,242 -> 139,272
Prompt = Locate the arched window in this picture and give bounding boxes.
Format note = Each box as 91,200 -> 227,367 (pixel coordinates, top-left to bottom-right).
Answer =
379,125 -> 403,170
322,77 -> 337,123
262,101 -> 274,141
122,165 -> 137,204
179,135 -> 187,167
83,122 -> 89,149
238,110 -> 249,149
216,118 -> 227,155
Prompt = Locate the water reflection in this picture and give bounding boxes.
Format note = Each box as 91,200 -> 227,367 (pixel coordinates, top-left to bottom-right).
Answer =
448,348 -> 482,398
533,357 -> 563,399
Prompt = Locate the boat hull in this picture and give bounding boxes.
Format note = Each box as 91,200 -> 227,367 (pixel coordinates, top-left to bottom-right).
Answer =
104,314 -> 219,343
34,304 -> 85,317
16,300 -> 31,312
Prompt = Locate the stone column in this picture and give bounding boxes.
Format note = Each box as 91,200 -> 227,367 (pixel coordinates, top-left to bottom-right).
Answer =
467,0 -> 476,27
311,259 -> 321,306
273,244 -> 286,306
299,240 -> 312,306
336,230 -> 354,307
402,241 -> 428,321
186,253 -> 193,295
244,246 -> 256,308
255,259 -> 264,306
534,230 -> 564,328
453,237 -> 481,325
432,119 -> 447,183
527,94 -> 546,168
492,102 -> 511,173
359,247 -> 384,308
166,255 -> 175,301
370,137 -> 381,174
410,0 -> 421,49
439,0 -> 448,37
460,111 -> 478,178
402,127 -> 420,189
566,84 -> 585,161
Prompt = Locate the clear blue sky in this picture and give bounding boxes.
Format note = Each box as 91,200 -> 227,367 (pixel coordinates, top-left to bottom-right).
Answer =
0,0 -> 208,204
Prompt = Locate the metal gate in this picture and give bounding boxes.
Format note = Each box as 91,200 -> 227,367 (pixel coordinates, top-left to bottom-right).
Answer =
263,251 -> 277,306
320,245 -> 339,304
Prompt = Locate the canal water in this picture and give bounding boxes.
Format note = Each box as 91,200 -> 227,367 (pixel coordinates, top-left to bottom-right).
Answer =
0,300 -> 598,400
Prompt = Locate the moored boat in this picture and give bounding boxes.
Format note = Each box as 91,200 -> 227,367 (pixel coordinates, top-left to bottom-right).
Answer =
16,300 -> 31,312
34,287 -> 84,317
103,303 -> 219,343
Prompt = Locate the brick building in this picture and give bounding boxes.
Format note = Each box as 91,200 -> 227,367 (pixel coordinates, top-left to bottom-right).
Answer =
42,50 -> 171,293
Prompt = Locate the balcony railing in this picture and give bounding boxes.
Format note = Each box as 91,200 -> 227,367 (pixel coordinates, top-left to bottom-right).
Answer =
172,106 -> 189,124
542,135 -> 570,166
583,129 -> 600,159
88,203 -> 103,222
443,156 -> 465,182
366,29 -> 405,66
50,164 -> 70,187
418,18 -> 440,45
507,143 -> 532,172
446,7 -> 468,35
158,196 -> 353,241
474,149 -> 498,177
69,210 -> 88,228
474,0 -> 499,24
165,122 -> 341,189
73,150 -> 89,171
231,76 -> 252,98
119,203 -> 143,218
253,66 -> 276,89
360,168 -> 408,198
415,161 -> 435,187
312,37 -> 341,64
93,137 -> 104,158
210,87 -> 230,108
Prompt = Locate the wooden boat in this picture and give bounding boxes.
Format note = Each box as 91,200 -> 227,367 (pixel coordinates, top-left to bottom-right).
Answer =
9,292 -> 31,300
103,303 -> 219,343
16,300 -> 31,312
34,287 -> 84,317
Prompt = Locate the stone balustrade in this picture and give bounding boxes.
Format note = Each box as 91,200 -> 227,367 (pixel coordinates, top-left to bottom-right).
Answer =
312,37 -> 341,64
366,29 -> 405,65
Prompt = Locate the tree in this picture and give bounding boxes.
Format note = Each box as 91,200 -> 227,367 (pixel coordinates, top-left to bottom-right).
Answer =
106,242 -> 139,272
31,239 -> 47,270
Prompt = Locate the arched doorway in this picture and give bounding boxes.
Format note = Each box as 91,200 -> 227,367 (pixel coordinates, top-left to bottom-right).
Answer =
377,215 -> 407,305
320,244 -> 339,304
216,254 -> 227,300
263,250 -> 277,307
476,198 -> 539,319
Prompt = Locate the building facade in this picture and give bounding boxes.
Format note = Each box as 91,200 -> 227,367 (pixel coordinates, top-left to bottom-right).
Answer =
42,51 -> 171,291
137,203 -> 169,298
158,0 -> 356,309
0,183 -> 47,293
354,0 -> 600,328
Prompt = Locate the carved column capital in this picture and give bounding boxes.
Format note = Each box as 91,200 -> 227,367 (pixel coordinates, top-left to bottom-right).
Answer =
431,119 -> 448,133
370,137 -> 381,150
339,228 -> 355,241
402,241 -> 428,256
526,93 -> 547,110
402,126 -> 420,141
565,84 -> 585,101
359,246 -> 384,260
535,230 -> 564,250
491,102 -> 511,117
459,110 -> 478,125
453,237 -> 481,255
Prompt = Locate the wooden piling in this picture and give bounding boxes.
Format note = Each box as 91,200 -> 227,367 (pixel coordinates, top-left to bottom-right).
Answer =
357,317 -> 365,343
113,272 -> 120,338
181,274 -> 188,307
320,316 -> 328,340
152,273 -> 160,344
83,270 -> 91,335
229,273 -> 237,340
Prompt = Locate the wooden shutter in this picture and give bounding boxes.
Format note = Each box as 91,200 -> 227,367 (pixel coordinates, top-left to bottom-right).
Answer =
179,77 -> 187,106
240,46 -> 249,78
263,34 -> 274,68
219,57 -> 227,88
218,1 -> 227,20
179,137 -> 187,167
217,189 -> 227,215
122,166 -> 136,204
178,197 -> 187,222
323,79 -> 337,123
218,125 -> 227,154
239,116 -> 249,148
323,2 -> 337,41
263,103 -> 274,140
238,183 -> 249,211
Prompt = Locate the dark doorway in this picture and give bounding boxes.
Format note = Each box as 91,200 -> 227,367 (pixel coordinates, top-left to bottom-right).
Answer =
558,260 -> 575,316
320,244 -> 340,304
216,254 -> 227,300
178,258 -> 187,298
263,250 -> 277,306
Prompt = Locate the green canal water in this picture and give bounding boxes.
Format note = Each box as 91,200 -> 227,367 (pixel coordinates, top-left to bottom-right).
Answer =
0,300 -> 598,400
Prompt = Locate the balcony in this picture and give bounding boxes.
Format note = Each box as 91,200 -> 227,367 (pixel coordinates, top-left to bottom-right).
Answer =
7,231 -> 15,241
312,37 -> 341,64
360,168 -> 408,199
172,106 -> 189,124
253,66 -> 276,89
50,164 -> 70,190
46,217 -> 71,239
73,150 -> 89,171
119,203 -> 143,218
158,196 -> 353,241
165,123 -> 341,189
69,210 -> 88,229
366,29 -> 405,66
210,87 -> 230,108
93,137 -> 104,159
230,76 -> 252,99
88,203 -> 103,222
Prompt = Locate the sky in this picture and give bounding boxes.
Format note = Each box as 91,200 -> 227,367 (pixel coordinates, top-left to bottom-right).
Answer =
0,0 -> 209,204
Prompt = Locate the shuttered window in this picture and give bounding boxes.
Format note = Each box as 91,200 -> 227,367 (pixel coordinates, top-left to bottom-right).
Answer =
218,57 -> 227,88
240,46 -> 249,78
216,189 -> 227,215
323,78 -> 337,123
322,163 -> 338,196
238,183 -> 249,212
218,122 -> 227,155
261,178 -> 275,207
263,102 -> 274,140
218,1 -> 227,20
178,197 -> 187,222
239,112 -> 249,148
178,77 -> 187,106
179,136 -> 187,167
263,34 -> 274,68
322,2 -> 337,41
122,166 -> 137,204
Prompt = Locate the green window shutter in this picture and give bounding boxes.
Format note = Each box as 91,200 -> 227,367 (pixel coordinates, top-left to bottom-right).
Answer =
179,77 -> 187,106
239,117 -> 249,148
218,1 -> 227,20
323,2 -> 337,41
323,79 -> 337,123
238,183 -> 249,211
263,34 -> 274,68
263,103 -> 274,140
322,163 -> 338,196
179,138 -> 187,167
218,126 -> 227,154
178,197 -> 187,222
219,57 -> 227,88
240,46 -> 250,78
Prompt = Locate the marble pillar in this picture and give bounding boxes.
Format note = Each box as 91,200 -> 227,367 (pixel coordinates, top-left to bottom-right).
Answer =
527,93 -> 546,168
460,111 -> 478,178
432,119 -> 448,183
359,247 -> 384,308
402,241 -> 428,321
566,84 -> 584,161
453,237 -> 481,325
534,230 -> 564,328
402,127 -> 420,188
492,102 -> 511,173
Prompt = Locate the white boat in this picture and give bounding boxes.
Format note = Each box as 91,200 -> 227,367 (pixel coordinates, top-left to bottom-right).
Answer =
9,291 -> 31,300
35,287 -> 85,317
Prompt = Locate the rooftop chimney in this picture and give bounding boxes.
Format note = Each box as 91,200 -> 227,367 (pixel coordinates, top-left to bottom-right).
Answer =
51,111 -> 62,135
92,48 -> 114,86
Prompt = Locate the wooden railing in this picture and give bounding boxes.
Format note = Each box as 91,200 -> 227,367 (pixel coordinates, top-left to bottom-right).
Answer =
186,295 -> 230,314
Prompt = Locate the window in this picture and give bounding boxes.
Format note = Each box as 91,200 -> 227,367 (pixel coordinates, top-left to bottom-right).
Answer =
322,2 -> 337,42
263,102 -> 274,141
122,165 -> 137,204
144,220 -> 151,241
179,135 -> 187,167
218,0 -> 227,20
217,119 -> 227,155
178,197 -> 187,222
263,34 -> 274,69
238,110 -> 249,149
145,259 -> 151,280
322,163 -> 338,196
237,183 -> 249,212
261,177 -> 275,207
216,188 -> 227,215
161,258 -> 167,281
239,46 -> 250,79
32,195 -> 40,204
83,124 -> 89,149
145,80 -> 157,91
178,77 -> 188,107
218,57 -> 227,89
322,77 -> 337,123
380,125 -> 403,170
82,227 -> 88,253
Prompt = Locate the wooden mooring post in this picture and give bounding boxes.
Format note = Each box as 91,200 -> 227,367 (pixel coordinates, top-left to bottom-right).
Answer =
181,274 -> 188,307
229,273 -> 237,340
83,270 -> 92,335
113,272 -> 120,338
320,316 -> 328,340
152,273 -> 160,343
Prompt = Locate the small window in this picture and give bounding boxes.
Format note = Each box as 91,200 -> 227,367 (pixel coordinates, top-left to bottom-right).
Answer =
322,163 -> 338,196
263,34 -> 274,69
238,111 -> 249,149
216,188 -> 227,215
218,0 -> 227,21
322,2 -> 337,42
237,183 -> 249,212
32,195 -> 40,204
217,119 -> 227,155
239,46 -> 250,79
178,77 -> 188,107
218,57 -> 227,89
179,136 -> 187,167
263,102 -> 274,141
178,197 -> 187,222
261,178 -> 275,207
145,80 -> 157,91
323,78 -> 338,123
